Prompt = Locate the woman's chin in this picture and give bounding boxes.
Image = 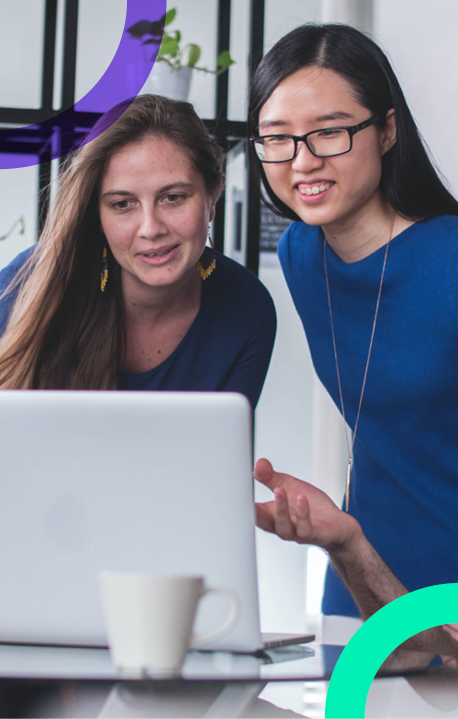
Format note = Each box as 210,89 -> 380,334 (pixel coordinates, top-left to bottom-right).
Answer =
294,205 -> 338,227
138,264 -> 200,291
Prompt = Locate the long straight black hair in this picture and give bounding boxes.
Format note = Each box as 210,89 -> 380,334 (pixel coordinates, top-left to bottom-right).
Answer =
248,23 -> 458,222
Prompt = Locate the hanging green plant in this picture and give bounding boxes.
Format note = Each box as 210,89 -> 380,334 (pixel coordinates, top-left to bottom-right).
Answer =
127,8 -> 235,75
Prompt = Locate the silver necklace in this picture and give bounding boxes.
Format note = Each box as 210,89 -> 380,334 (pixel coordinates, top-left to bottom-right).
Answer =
323,220 -> 393,512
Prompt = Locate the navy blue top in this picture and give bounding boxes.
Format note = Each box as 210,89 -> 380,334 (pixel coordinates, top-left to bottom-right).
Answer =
278,216 -> 458,617
0,248 -> 276,410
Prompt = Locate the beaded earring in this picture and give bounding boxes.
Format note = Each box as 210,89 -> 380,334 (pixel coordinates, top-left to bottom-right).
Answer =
100,246 -> 109,292
196,225 -> 216,281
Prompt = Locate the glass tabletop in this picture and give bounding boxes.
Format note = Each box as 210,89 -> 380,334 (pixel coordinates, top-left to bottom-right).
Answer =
0,642 -> 437,682
0,643 -> 451,719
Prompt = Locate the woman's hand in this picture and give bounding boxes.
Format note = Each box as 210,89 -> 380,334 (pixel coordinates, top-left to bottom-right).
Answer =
253,457 -> 362,554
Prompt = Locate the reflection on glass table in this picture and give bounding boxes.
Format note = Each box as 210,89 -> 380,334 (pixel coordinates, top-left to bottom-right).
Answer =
0,642 -> 336,681
0,642 -> 456,718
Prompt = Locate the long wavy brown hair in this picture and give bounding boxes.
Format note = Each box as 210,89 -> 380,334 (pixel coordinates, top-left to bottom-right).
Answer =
0,95 -> 224,389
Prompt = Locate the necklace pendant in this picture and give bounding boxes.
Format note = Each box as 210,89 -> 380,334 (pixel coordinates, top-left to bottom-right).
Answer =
345,460 -> 352,512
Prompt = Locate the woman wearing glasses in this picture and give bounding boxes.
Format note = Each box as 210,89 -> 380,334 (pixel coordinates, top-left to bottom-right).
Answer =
249,24 -> 458,633
0,95 -> 275,407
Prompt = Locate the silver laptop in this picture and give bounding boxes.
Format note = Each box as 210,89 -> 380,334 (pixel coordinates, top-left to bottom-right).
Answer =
0,391 -> 313,653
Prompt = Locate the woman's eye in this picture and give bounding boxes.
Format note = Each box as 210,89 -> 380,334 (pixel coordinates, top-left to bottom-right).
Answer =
164,194 -> 185,203
265,135 -> 288,145
112,200 -> 133,210
318,129 -> 344,138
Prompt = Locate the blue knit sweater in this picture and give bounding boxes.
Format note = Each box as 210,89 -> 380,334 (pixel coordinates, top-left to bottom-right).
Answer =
278,215 -> 458,617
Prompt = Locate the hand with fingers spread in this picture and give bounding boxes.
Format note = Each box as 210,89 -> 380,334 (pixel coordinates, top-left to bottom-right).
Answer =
254,459 -> 458,663
253,457 -> 362,553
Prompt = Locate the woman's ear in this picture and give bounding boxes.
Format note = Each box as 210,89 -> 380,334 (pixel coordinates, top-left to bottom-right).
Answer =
381,108 -> 397,155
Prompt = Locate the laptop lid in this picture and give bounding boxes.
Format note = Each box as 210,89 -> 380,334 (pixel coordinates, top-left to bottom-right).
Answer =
0,391 -> 262,652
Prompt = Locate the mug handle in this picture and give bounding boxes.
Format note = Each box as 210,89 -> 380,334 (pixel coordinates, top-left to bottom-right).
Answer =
189,586 -> 239,647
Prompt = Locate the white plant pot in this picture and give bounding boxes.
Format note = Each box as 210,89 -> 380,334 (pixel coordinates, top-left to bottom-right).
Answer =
147,63 -> 193,102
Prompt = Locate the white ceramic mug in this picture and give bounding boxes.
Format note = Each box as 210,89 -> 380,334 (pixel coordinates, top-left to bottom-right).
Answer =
99,572 -> 239,676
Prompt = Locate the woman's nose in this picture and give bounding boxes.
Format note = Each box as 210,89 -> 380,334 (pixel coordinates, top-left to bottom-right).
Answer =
139,207 -> 166,239
291,140 -> 326,173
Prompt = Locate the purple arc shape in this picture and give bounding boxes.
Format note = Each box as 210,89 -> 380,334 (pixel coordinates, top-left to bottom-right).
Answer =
0,0 -> 166,170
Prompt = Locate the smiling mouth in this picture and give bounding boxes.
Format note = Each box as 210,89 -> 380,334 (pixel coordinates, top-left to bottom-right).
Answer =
142,245 -> 178,258
297,182 -> 333,196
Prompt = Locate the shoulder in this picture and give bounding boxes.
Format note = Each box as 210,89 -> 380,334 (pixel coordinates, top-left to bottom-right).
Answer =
0,245 -> 37,292
416,215 -> 458,273
277,221 -> 320,264
435,216 -> 458,263
0,245 -> 37,337
0,245 -> 37,284
405,215 -> 458,329
277,221 -> 322,286
206,250 -> 276,325
423,214 -> 458,232
439,216 -> 458,309
402,215 -> 458,254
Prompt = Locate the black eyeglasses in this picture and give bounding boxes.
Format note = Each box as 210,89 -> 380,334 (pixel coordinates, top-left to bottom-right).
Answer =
250,115 -> 380,163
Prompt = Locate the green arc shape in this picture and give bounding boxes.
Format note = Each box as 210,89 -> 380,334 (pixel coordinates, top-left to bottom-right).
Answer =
325,583 -> 458,718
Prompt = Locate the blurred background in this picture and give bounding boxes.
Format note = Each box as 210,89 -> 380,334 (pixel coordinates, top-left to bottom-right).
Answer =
0,1 -> 456,695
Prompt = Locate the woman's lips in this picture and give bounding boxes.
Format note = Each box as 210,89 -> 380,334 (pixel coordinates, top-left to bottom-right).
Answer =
295,181 -> 334,203
138,244 -> 180,266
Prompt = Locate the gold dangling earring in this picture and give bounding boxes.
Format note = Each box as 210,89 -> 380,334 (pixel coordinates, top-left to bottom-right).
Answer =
196,224 -> 216,281
100,246 -> 109,292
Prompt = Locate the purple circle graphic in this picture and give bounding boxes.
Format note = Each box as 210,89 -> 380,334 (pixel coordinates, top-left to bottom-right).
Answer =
0,0 -> 166,170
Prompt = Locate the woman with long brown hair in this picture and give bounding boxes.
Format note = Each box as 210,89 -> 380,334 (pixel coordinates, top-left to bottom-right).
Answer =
0,95 -> 275,407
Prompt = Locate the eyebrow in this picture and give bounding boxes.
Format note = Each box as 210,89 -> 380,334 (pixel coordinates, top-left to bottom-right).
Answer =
258,111 -> 355,132
101,182 -> 195,199
313,111 -> 355,122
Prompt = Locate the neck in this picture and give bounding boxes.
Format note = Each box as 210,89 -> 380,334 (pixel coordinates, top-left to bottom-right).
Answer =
122,268 -> 201,325
322,194 -> 413,263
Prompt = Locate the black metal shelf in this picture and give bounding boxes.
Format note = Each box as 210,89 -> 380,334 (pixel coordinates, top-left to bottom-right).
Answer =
0,0 -> 265,274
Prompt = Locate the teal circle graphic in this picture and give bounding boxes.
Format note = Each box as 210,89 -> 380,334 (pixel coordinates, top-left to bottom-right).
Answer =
325,583 -> 458,718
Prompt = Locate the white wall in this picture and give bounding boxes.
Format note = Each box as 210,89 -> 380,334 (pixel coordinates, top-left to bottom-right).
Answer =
255,265 -> 315,632
75,0 -> 126,110
228,0 -> 250,121
264,0 -> 321,50
373,0 -> 458,196
0,0 -> 45,109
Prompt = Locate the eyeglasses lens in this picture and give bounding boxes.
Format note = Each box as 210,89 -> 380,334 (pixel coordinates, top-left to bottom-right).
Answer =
307,129 -> 351,157
254,137 -> 295,162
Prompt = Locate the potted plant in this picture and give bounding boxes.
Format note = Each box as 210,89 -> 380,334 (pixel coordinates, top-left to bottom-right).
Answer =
126,8 -> 235,102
